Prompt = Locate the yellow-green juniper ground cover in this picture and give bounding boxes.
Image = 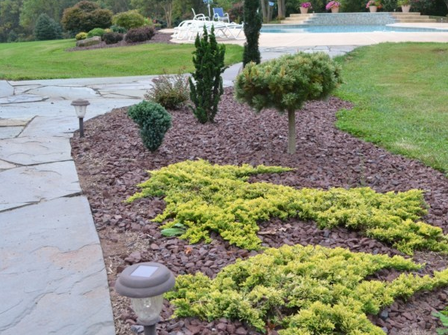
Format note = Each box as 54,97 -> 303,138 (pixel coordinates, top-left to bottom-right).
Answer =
127,160 -> 448,334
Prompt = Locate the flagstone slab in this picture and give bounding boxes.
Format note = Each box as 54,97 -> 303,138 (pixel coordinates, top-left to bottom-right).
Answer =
0,159 -> 16,170
0,127 -> 22,139
19,116 -> 78,138
0,196 -> 115,335
27,86 -> 98,100
0,161 -> 80,212
0,137 -> 71,165
0,118 -> 30,127
0,81 -> 14,98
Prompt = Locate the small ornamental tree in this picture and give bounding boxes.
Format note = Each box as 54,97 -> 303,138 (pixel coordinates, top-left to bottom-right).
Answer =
243,0 -> 262,67
189,26 -> 226,124
235,52 -> 342,154
34,13 -> 62,40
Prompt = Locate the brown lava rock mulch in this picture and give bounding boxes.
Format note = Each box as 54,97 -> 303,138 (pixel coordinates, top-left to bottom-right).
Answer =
71,88 -> 448,335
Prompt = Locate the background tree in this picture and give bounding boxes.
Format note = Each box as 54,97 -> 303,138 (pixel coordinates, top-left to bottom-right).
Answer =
0,0 -> 24,42
112,10 -> 145,30
19,0 -> 78,32
235,52 -> 342,154
97,0 -> 131,13
34,13 -> 62,40
243,0 -> 262,67
61,0 -> 112,34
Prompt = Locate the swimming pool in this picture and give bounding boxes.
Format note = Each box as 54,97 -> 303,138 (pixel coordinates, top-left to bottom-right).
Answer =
261,25 -> 448,33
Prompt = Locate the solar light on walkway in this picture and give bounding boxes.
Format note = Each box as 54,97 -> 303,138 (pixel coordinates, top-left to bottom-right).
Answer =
71,99 -> 90,137
115,262 -> 175,335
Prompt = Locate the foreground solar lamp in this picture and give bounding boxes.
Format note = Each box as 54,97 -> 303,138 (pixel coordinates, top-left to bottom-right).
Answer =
71,99 -> 90,137
115,262 -> 175,335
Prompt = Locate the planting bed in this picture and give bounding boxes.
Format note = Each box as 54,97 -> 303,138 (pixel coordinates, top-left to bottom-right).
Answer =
71,88 -> 448,335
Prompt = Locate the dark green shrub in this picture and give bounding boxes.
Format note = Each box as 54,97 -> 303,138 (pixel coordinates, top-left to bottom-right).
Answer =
243,0 -> 262,67
7,30 -> 18,43
127,101 -> 172,152
235,52 -> 342,154
110,25 -> 127,33
87,28 -> 105,38
102,32 -> 123,44
62,1 -> 113,34
34,13 -> 62,41
189,26 -> 226,124
112,10 -> 145,30
145,71 -> 190,110
124,26 -> 155,43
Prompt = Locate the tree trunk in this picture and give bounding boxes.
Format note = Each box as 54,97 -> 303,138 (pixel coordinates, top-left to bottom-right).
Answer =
278,0 -> 286,19
260,0 -> 268,22
287,110 -> 296,154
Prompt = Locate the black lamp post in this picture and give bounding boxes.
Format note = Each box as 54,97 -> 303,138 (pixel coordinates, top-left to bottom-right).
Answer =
71,99 -> 90,137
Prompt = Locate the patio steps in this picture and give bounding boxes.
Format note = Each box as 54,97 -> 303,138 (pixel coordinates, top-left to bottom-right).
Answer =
391,12 -> 437,23
281,13 -> 314,24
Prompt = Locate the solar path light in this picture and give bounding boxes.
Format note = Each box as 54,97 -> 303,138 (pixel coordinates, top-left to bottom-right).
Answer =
71,99 -> 90,137
115,262 -> 175,335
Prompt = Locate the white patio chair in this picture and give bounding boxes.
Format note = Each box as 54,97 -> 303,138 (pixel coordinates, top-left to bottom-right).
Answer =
212,8 -> 230,23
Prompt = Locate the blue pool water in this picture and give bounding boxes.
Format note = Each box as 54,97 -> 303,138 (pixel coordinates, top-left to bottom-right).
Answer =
261,25 -> 448,33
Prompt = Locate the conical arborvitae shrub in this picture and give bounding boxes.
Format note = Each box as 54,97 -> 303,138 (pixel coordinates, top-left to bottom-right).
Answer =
189,26 -> 226,124
243,0 -> 262,67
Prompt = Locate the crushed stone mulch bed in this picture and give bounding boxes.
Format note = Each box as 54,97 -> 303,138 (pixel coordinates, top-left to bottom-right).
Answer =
71,87 -> 448,335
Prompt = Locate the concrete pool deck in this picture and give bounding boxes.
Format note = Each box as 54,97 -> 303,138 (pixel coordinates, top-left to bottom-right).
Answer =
169,22 -> 448,47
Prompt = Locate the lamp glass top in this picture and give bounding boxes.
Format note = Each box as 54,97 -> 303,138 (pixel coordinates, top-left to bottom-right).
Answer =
131,265 -> 158,278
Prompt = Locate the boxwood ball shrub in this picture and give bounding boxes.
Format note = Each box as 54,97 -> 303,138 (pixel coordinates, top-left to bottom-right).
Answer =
102,32 -> 123,45
167,244 -> 448,334
127,101 -> 172,152
75,32 -> 88,40
124,26 -> 155,43
235,52 -> 342,154
87,28 -> 105,38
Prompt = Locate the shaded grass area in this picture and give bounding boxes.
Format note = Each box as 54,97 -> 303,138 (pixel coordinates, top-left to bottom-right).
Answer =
335,43 -> 448,176
0,39 -> 243,80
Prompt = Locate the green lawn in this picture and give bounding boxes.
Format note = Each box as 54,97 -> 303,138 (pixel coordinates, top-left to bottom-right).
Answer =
0,39 -> 243,80
335,43 -> 448,176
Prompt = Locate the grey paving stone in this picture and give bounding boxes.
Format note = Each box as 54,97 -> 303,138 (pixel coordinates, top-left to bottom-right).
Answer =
0,80 -> 14,98
0,161 -> 80,211
0,118 -> 30,127
27,86 -> 98,100
0,137 -> 71,165
0,94 -> 46,104
0,159 -> 16,170
19,116 -> 78,138
0,127 -> 22,139
0,196 -> 114,335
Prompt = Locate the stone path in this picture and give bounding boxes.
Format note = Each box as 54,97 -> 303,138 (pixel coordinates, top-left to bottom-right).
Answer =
0,46 -> 354,334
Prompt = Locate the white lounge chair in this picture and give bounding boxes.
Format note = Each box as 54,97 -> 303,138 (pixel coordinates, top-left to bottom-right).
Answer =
192,8 -> 209,21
